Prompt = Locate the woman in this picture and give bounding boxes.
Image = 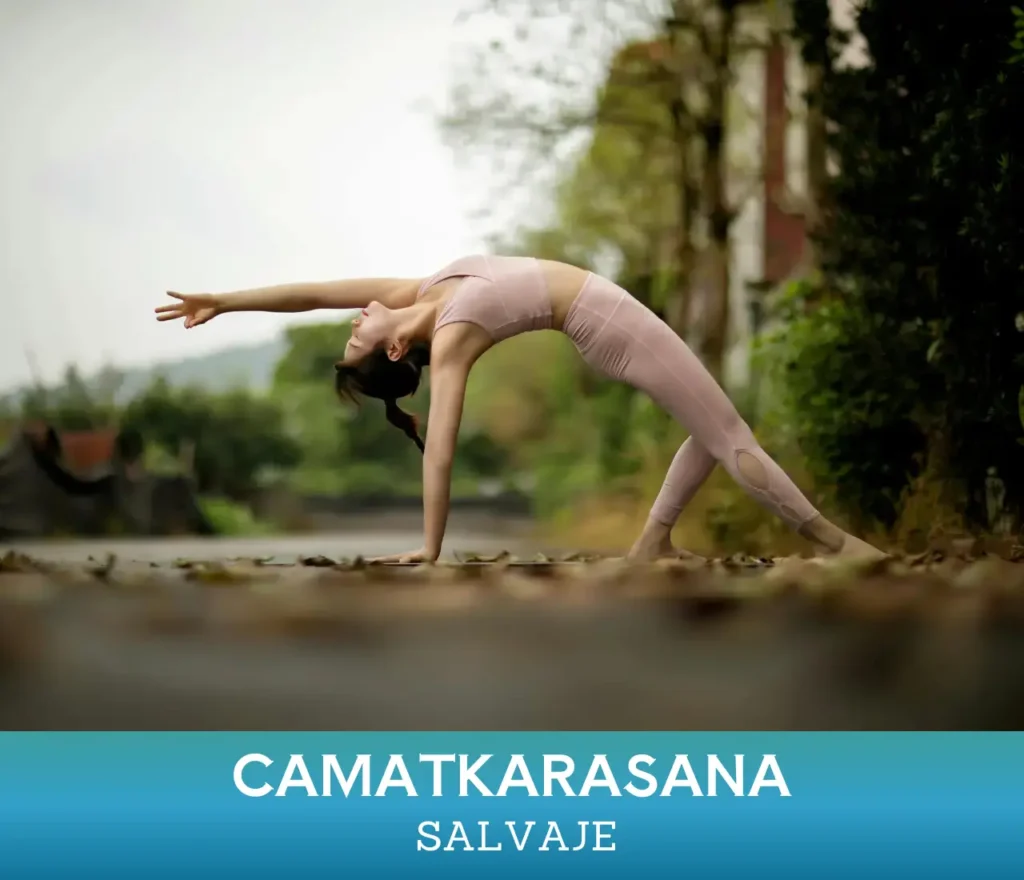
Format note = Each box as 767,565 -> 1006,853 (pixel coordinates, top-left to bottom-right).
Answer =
156,255 -> 885,564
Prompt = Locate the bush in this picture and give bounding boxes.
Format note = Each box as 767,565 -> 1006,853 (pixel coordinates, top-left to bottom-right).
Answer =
198,497 -> 273,536
755,278 -> 931,531
788,0 -> 1024,530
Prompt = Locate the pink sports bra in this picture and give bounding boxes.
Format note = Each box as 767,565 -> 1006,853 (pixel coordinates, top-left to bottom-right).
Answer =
417,255 -> 553,342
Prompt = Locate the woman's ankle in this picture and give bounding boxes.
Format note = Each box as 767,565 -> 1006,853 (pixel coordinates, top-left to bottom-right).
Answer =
627,519 -> 674,558
797,514 -> 847,554
641,518 -> 674,543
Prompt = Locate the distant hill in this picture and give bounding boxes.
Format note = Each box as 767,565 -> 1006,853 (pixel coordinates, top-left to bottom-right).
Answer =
2,337 -> 288,407
110,337 -> 288,401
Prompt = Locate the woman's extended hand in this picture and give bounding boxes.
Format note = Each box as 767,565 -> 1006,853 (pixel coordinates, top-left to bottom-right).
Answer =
368,547 -> 437,565
155,292 -> 220,328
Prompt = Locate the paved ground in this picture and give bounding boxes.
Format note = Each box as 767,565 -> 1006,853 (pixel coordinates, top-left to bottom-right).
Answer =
3,541 -> 1024,731
2,522 -> 540,566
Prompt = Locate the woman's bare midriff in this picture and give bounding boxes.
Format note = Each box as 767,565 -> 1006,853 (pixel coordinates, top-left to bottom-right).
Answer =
538,260 -> 593,331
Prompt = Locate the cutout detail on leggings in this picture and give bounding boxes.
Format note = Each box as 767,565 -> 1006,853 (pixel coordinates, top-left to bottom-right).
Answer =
735,450 -> 771,492
561,274 -> 823,531
779,503 -> 800,522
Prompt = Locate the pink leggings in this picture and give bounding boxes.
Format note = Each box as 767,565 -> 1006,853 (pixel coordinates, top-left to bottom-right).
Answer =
562,274 -> 820,531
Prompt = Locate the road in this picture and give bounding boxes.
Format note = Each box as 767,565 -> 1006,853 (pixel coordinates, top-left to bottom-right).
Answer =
4,528 -> 1024,730
1,519 -> 543,566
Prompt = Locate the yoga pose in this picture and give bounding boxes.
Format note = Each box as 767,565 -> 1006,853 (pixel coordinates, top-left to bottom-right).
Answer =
156,255 -> 885,563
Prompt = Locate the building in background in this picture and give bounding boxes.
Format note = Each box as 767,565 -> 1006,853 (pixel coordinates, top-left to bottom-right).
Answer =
0,421 -> 212,538
723,0 -> 865,390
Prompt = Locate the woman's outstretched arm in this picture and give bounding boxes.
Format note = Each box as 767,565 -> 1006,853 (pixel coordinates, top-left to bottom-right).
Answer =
215,278 -> 422,312
155,278 -> 421,327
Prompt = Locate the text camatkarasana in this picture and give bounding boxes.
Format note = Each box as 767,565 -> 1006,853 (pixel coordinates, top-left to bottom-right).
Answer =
234,752 -> 790,853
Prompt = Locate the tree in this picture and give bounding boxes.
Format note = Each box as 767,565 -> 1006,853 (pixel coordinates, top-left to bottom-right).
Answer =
271,321 -> 427,493
441,0 -> 782,513
445,0 -> 773,381
122,379 -> 301,499
443,3 -> 695,332
789,0 -> 831,268
271,320 -> 513,495
17,365 -> 119,431
492,37 -> 689,317
775,0 -> 1024,530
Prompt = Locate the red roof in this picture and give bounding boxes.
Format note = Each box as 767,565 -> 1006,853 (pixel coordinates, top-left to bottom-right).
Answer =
21,422 -> 118,472
59,430 -> 118,472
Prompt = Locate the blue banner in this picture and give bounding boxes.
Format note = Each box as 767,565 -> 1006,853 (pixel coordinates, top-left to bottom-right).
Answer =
0,732 -> 1020,877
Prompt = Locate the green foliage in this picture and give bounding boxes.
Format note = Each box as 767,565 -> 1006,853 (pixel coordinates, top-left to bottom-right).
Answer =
121,379 -> 301,499
757,279 -> 931,527
274,323 -> 350,387
198,497 -> 273,536
272,320 -> 427,494
477,40 -> 709,515
271,318 -> 515,497
781,0 -> 1024,529
1011,6 -> 1024,63
16,0 -> 1022,542
18,366 -> 120,431
494,39 -> 689,316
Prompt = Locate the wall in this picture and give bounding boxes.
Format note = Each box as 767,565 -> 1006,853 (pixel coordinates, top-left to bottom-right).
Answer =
723,0 -> 867,393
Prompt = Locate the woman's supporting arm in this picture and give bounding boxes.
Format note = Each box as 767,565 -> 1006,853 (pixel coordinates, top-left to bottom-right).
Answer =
420,358 -> 470,560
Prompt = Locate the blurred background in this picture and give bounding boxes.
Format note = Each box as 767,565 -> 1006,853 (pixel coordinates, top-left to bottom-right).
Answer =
1,0 -> 1021,558
0,0 -> 1022,730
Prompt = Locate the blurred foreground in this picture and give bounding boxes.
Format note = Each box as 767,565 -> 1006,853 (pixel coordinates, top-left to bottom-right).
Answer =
3,538 -> 1024,731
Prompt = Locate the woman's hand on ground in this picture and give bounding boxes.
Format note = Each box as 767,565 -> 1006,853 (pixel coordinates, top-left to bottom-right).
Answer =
369,547 -> 437,565
155,292 -> 220,328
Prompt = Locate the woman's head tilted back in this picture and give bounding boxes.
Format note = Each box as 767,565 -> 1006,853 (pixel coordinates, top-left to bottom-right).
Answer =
334,300 -> 431,451
334,341 -> 430,453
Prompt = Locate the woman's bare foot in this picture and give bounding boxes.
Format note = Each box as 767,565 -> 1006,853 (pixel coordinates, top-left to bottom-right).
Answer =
798,514 -> 888,561
627,520 -> 706,562
833,534 -> 889,563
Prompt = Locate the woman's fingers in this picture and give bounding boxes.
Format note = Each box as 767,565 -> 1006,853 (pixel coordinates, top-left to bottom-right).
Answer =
155,293 -> 191,319
155,292 -> 198,312
156,293 -> 211,324
183,311 -> 214,328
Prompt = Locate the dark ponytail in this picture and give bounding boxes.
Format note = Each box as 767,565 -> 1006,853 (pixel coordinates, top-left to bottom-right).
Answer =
384,399 -> 424,452
335,342 -> 430,453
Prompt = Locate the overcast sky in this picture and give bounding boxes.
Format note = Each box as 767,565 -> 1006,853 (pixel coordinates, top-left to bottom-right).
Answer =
0,0 -> 494,390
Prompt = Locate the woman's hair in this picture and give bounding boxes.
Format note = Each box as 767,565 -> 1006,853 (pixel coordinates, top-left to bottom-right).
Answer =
334,343 -> 430,452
